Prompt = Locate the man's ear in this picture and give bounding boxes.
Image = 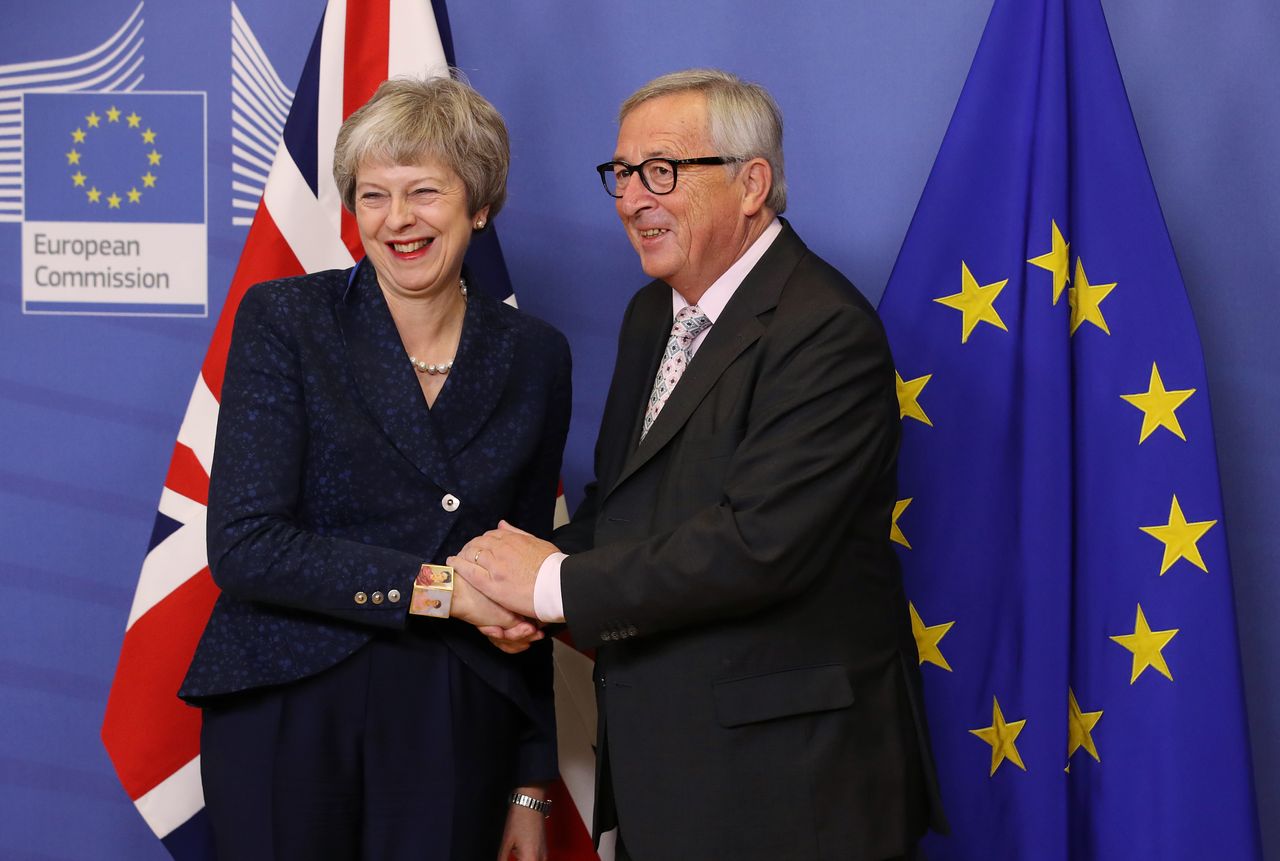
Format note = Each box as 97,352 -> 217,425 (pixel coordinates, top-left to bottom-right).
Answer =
738,157 -> 772,217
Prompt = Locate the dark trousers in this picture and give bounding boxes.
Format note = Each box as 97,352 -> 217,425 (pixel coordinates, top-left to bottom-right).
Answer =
614,833 -> 920,861
200,632 -> 520,861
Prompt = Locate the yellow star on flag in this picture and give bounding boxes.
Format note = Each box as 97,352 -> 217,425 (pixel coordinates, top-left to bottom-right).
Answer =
86,111 -> 101,128
87,187 -> 102,203
71,171 -> 86,187
71,128 -> 86,143
141,172 -> 157,188
970,696 -> 1027,776
1120,362 -> 1195,443
107,192 -> 122,209
1140,494 -> 1217,575
1028,219 -> 1071,305
1067,688 -> 1102,763
1068,258 -> 1116,335
127,187 -> 142,204
935,262 -> 1009,344
891,498 -> 913,548
148,150 -> 163,166
106,106 -> 121,122
127,112 -> 142,128
1110,604 -> 1178,683
896,372 -> 933,427
909,602 -> 954,671
142,128 -> 157,144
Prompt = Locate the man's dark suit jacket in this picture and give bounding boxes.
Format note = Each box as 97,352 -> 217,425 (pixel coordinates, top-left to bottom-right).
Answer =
555,222 -> 946,860
180,261 -> 570,784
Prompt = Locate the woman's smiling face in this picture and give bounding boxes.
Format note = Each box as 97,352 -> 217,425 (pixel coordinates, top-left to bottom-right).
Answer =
354,158 -> 485,301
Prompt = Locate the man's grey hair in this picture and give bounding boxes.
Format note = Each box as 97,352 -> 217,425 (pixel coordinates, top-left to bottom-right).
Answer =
333,73 -> 509,219
620,68 -> 786,214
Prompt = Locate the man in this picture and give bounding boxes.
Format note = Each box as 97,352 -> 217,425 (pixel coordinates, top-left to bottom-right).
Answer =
453,69 -> 945,861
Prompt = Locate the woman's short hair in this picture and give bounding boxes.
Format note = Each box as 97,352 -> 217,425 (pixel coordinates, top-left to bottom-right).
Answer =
620,69 -> 787,214
333,74 -> 510,219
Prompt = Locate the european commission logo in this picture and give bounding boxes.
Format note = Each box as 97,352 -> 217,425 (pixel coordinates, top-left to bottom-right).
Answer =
21,91 -> 207,316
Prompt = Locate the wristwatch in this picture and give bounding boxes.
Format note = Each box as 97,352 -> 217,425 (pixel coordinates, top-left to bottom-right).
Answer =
509,791 -> 552,817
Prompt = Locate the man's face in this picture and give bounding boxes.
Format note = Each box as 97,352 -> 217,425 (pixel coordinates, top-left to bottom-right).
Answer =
613,92 -> 748,299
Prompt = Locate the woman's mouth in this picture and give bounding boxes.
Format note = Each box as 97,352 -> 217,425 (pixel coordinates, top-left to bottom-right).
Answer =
389,238 -> 433,255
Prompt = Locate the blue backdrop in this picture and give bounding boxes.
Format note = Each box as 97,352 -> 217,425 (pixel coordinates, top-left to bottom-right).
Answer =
1,1 -> 1276,858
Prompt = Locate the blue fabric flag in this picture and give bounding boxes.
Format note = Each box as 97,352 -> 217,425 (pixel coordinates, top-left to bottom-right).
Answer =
877,0 -> 1262,857
23,92 -> 205,224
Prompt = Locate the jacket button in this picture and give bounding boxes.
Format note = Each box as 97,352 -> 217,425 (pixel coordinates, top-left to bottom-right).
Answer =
441,494 -> 460,512
371,591 -> 384,605
354,592 -> 368,605
626,626 -> 638,637
387,589 -> 401,603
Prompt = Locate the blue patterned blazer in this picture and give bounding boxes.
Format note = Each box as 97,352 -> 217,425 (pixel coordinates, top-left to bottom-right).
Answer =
180,260 -> 571,782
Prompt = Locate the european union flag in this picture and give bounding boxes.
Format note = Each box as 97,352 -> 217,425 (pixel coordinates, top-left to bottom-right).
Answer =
877,0 -> 1262,857
23,92 -> 205,224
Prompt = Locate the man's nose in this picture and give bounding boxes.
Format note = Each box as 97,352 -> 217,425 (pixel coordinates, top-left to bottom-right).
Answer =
618,173 -> 655,215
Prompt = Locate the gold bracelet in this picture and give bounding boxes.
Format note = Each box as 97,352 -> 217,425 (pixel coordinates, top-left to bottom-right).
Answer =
409,564 -> 454,618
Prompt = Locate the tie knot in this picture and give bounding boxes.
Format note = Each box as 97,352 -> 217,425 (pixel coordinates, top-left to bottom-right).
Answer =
672,305 -> 712,340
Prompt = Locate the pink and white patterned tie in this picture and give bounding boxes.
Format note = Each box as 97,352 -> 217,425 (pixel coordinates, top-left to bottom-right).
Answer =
642,305 -> 712,440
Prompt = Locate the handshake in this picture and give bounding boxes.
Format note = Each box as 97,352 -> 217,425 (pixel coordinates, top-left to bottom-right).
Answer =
444,521 -> 560,654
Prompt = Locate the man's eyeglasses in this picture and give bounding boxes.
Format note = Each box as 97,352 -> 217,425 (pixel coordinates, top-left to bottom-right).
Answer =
595,156 -> 741,198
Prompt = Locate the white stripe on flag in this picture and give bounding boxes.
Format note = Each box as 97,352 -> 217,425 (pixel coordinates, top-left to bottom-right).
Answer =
133,755 -> 204,839
177,374 -> 220,476
262,146 -> 356,273
552,640 -> 599,826
389,0 -> 448,78
127,487 -> 208,629
315,0 -> 346,234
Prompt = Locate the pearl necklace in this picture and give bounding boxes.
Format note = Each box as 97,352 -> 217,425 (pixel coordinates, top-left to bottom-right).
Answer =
409,279 -> 467,376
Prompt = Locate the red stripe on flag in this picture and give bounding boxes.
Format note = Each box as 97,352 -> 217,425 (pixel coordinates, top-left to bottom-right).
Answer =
101,570 -> 221,800
204,204 -> 304,400
544,778 -> 601,860
338,0 -> 390,258
165,442 -> 210,506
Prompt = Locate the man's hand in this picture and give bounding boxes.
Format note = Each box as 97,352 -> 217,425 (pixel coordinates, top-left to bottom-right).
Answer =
449,521 -> 558,620
450,573 -> 544,654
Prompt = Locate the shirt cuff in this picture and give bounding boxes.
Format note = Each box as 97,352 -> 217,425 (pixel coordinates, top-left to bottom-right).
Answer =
533,552 -> 567,624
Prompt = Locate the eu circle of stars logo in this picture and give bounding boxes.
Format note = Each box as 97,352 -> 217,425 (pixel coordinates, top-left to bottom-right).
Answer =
65,104 -> 162,210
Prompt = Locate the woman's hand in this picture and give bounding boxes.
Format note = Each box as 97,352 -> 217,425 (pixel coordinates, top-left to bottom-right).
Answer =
451,573 -> 545,654
497,787 -> 548,861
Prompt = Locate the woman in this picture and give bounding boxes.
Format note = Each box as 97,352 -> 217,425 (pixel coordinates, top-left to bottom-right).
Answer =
180,76 -> 569,861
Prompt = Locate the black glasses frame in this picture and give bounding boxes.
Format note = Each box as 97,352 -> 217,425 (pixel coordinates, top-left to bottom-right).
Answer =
595,156 -> 741,198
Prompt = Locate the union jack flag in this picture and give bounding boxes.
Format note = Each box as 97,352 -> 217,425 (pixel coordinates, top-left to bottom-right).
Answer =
100,1 -> 601,856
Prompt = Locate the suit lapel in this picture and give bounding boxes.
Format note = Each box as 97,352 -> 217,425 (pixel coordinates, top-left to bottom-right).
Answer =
336,261 -> 456,489
603,223 -> 808,498
594,285 -> 670,497
429,291 -> 514,458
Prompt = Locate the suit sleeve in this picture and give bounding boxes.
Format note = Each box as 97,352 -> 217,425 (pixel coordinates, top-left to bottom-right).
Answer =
206,284 -> 420,628
562,300 -> 901,643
